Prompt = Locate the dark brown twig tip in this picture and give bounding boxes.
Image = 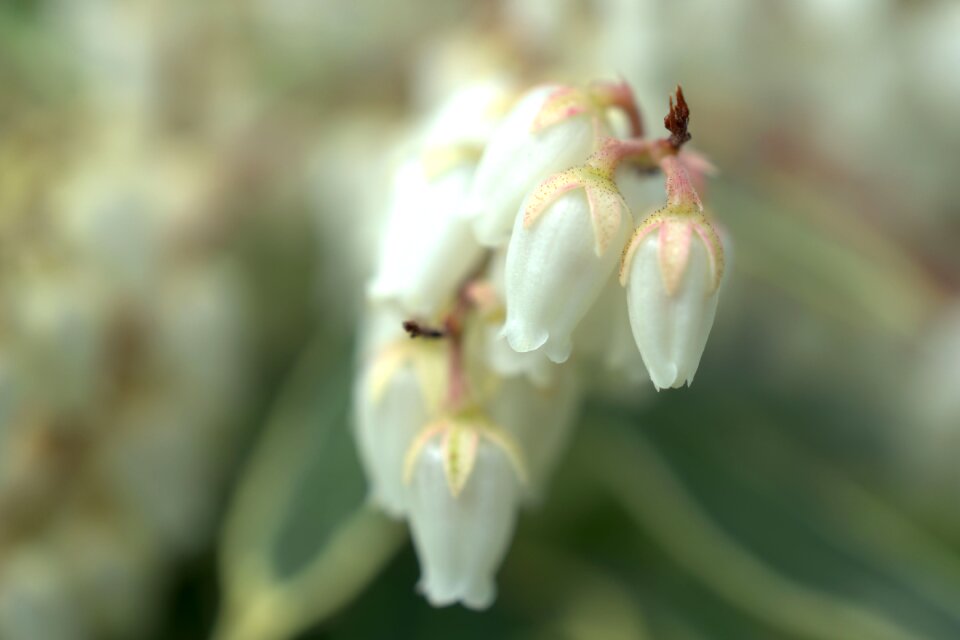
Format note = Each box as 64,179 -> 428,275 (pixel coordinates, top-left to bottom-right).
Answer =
402,320 -> 446,339
664,85 -> 692,149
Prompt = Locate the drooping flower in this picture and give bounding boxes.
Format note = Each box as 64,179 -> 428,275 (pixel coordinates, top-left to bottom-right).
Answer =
463,82 -> 639,248
488,366 -> 580,502
403,416 -> 526,609
472,250 -> 557,387
620,156 -> 725,389
502,165 -> 631,363
368,81 -> 514,318
353,337 -> 447,516
575,273 -> 650,386
367,158 -> 482,318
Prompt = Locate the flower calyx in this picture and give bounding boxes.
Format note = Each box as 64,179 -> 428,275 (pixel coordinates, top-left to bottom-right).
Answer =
620,210 -> 723,296
367,339 -> 448,412
522,166 -> 628,257
403,413 -> 527,498
530,80 -> 643,138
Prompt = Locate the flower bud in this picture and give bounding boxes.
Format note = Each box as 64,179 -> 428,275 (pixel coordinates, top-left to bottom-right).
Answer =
620,202 -> 725,390
403,418 -> 525,609
368,159 -> 483,318
463,85 -> 609,247
503,168 -> 630,363
353,339 -> 446,517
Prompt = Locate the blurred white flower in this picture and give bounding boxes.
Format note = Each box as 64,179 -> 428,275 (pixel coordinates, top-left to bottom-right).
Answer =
575,275 -> 649,386
367,159 -> 482,318
483,327 -> 556,388
489,367 -> 581,501
354,339 -> 447,517
418,79 -> 515,151
476,250 -> 557,387
368,80 -> 517,318
463,84 -> 610,247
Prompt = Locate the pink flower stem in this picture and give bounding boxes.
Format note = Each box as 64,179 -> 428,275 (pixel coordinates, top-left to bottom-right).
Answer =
660,154 -> 702,211
589,80 -> 645,137
586,136 -> 675,177
443,292 -> 470,410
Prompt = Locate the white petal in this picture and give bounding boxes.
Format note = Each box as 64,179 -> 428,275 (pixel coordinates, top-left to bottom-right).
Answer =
483,324 -> 556,388
406,438 -> 521,609
353,361 -> 429,517
419,80 -> 514,149
576,275 -> 650,384
464,86 -> 600,248
504,190 -> 628,363
489,367 -> 581,501
626,231 -> 720,389
369,161 -> 483,318
355,305 -> 408,364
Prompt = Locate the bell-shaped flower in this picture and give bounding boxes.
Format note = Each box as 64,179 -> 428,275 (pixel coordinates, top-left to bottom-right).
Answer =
368,158 -> 483,318
620,157 -> 725,389
403,415 -> 526,609
463,84 -> 616,247
418,79 -> 515,151
488,366 -> 581,502
574,274 -> 650,386
468,250 -> 557,387
483,327 -> 556,388
503,166 -> 631,363
353,337 -> 447,517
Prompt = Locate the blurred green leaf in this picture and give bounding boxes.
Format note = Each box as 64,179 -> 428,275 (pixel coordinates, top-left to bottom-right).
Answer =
575,400 -> 960,640
215,333 -> 405,640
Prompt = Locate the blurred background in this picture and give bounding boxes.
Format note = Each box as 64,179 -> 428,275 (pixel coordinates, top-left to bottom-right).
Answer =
1,0 -> 960,638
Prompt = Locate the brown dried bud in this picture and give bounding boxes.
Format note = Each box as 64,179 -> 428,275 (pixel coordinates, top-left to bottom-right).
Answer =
402,320 -> 446,339
664,86 -> 692,149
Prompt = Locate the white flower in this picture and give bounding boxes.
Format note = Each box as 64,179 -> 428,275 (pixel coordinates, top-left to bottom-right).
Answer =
368,159 -> 483,318
404,418 -> 525,609
483,327 -> 556,388
503,167 -> 630,363
620,205 -> 725,390
418,79 -> 514,151
575,274 -> 649,385
353,339 -> 446,517
462,84 -> 608,247
477,249 -> 557,387
488,367 -> 581,501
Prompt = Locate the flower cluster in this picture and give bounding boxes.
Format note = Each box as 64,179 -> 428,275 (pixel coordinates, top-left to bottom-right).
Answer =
355,80 -> 726,609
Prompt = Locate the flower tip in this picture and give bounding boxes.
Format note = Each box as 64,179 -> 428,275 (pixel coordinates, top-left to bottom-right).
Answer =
544,339 -> 573,365
463,588 -> 496,611
649,363 -> 681,390
418,579 -> 496,610
503,322 -> 549,354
